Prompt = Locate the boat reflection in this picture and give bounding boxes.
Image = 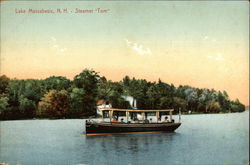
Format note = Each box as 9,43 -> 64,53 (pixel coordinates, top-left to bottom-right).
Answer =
85,132 -> 179,154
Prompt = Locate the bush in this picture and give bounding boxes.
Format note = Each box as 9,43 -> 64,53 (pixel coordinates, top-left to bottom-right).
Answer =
38,90 -> 69,118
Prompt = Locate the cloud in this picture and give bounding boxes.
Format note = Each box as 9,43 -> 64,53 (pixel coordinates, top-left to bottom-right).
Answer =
124,39 -> 152,55
215,53 -> 224,61
51,37 -> 56,42
203,36 -> 217,43
50,37 -> 68,54
203,36 -> 209,40
60,48 -> 68,52
207,53 -> 225,61
53,44 -> 59,48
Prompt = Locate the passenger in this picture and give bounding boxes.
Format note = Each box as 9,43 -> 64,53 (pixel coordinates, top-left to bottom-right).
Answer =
150,118 -> 153,123
134,117 -> 139,123
121,118 -> 125,123
112,116 -> 118,123
163,116 -> 169,123
158,117 -> 161,121
144,118 -> 149,123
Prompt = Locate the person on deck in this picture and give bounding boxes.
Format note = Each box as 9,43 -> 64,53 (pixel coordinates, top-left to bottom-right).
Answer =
163,116 -> 169,123
144,118 -> 149,123
112,116 -> 118,123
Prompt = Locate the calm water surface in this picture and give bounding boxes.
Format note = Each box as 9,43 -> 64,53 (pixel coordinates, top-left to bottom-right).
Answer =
0,111 -> 249,165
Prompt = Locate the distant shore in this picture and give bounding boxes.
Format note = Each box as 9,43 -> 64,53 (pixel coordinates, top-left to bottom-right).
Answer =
0,108 -> 248,121
0,70 -> 246,120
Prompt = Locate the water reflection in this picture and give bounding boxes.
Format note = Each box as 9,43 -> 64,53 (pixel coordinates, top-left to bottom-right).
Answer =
82,132 -> 182,165
85,132 -> 177,154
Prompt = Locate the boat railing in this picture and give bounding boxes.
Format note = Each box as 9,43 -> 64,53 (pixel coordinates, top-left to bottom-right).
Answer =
102,108 -> 176,123
86,118 -> 176,124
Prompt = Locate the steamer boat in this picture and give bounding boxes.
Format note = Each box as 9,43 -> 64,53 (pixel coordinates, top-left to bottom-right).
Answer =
86,108 -> 181,135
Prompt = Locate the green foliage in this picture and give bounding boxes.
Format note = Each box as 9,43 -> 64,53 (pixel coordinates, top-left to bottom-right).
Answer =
159,97 -> 172,109
6,79 -> 20,107
205,101 -> 221,113
7,79 -> 43,106
97,76 -> 110,99
38,90 -> 69,118
230,99 -> 245,112
108,90 -> 131,109
0,95 -> 9,115
147,85 -> 160,109
0,69 -> 246,120
0,75 -> 10,94
69,87 -> 86,117
42,76 -> 71,92
73,69 -> 99,91
217,91 -> 230,112
172,97 -> 188,112
19,95 -> 36,118
123,77 -> 149,109
73,69 -> 99,115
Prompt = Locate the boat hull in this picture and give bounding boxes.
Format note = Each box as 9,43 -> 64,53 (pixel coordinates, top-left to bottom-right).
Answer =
85,121 -> 181,135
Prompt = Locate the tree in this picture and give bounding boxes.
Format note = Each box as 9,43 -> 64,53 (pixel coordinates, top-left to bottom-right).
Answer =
147,85 -> 160,109
197,89 -> 211,112
0,75 -> 10,94
123,75 -> 131,87
108,90 -> 131,109
38,90 -> 69,118
6,79 -> 20,108
42,76 -> 71,92
155,80 -> 174,98
97,76 -> 110,99
0,69 -> 247,119
184,88 -> 199,112
124,78 -> 150,109
159,97 -> 172,109
21,79 -> 43,104
0,95 -> 9,115
176,85 -> 191,99
172,97 -> 188,112
205,101 -> 221,113
217,91 -> 230,112
19,95 -> 36,118
69,87 -> 86,117
73,69 -> 100,115
230,99 -> 245,112
73,69 -> 99,90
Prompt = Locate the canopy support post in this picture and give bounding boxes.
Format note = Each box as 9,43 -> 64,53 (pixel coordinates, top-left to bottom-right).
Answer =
179,108 -> 181,122
170,110 -> 173,122
109,110 -> 113,123
126,111 -> 129,123
156,111 -> 159,123
142,112 -> 145,120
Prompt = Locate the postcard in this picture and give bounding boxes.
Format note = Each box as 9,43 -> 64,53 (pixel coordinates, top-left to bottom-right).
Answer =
0,1 -> 249,165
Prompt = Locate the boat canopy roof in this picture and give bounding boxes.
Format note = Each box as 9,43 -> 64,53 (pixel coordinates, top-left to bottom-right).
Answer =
98,108 -> 174,112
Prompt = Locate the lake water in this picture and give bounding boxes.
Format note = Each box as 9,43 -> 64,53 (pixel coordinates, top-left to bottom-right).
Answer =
0,111 -> 249,165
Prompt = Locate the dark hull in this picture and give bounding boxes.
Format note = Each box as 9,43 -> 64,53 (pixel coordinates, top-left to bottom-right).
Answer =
85,121 -> 181,135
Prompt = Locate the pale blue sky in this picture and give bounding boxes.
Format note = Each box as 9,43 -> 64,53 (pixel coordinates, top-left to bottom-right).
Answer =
1,1 -> 248,44
1,1 -> 249,104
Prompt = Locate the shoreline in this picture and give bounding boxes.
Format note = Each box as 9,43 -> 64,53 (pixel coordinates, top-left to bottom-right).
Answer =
0,109 -> 248,121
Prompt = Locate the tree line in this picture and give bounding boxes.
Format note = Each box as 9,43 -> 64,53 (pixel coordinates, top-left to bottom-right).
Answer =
0,69 -> 246,120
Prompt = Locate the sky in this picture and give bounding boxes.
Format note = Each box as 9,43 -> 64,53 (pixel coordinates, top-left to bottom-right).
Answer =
0,1 -> 249,105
